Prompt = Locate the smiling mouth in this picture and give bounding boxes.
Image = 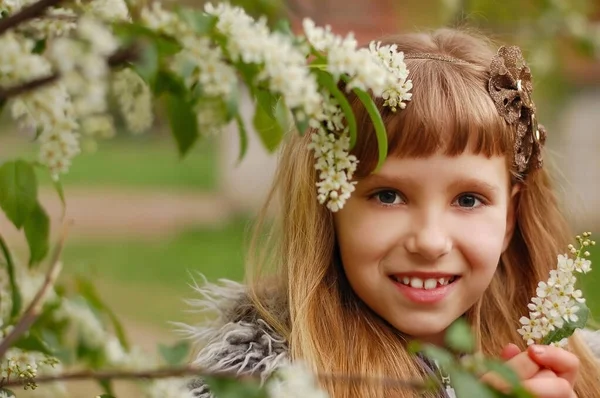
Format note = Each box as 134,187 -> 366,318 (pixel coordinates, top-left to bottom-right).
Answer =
389,275 -> 461,290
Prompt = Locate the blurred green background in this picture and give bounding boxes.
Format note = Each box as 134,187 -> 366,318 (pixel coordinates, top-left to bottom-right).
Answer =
0,0 -> 599,345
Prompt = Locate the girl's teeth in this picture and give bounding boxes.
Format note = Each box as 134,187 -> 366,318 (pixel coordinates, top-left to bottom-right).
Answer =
394,276 -> 455,289
424,279 -> 438,290
410,278 -> 423,289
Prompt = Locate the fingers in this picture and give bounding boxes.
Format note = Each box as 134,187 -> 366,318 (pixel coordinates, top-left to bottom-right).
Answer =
531,369 -> 558,379
500,343 -> 521,360
522,377 -> 573,398
527,345 -> 580,386
481,350 -> 540,393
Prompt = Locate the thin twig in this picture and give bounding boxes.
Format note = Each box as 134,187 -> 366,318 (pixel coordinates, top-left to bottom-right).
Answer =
0,365 -> 426,391
0,0 -> 64,35
0,74 -> 59,99
0,222 -> 71,358
0,45 -> 138,100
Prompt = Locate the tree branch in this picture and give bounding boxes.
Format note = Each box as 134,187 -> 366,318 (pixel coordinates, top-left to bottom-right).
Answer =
0,365 -> 426,391
0,44 -> 138,100
0,74 -> 59,99
0,0 -> 64,36
0,222 -> 70,358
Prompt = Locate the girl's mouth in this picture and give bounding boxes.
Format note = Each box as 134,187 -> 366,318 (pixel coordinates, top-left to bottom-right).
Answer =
389,275 -> 461,304
390,275 -> 459,290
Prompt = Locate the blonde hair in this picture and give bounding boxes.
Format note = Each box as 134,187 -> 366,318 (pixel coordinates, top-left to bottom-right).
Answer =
246,28 -> 600,397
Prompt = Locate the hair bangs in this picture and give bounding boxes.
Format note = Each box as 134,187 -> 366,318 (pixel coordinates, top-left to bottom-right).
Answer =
349,58 -> 515,178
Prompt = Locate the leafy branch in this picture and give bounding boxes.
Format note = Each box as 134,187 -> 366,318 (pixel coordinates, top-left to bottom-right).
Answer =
0,222 -> 70,358
0,0 -> 64,35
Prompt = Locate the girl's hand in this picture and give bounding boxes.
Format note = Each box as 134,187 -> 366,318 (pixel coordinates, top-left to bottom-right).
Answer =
481,343 -> 579,397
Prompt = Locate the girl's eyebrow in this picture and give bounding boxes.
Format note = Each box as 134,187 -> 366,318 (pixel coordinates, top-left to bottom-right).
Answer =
361,174 -> 501,194
447,178 -> 501,195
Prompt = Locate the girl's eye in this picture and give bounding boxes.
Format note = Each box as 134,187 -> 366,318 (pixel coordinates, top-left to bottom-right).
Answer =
373,190 -> 404,206
453,194 -> 484,209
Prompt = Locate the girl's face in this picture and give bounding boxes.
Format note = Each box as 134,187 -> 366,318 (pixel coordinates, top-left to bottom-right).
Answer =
334,152 -> 519,345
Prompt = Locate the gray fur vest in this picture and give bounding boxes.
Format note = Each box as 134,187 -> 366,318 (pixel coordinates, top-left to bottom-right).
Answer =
178,279 -> 600,398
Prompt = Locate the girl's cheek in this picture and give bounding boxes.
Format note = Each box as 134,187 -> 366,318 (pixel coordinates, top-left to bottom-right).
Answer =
453,211 -> 507,267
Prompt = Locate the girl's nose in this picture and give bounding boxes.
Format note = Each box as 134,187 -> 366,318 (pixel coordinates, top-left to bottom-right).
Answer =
404,215 -> 452,261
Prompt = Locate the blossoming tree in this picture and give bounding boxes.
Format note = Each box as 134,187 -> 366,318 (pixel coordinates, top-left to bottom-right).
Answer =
0,0 -> 597,396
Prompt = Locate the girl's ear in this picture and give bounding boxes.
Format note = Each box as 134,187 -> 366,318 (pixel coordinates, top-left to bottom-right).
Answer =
503,183 -> 521,252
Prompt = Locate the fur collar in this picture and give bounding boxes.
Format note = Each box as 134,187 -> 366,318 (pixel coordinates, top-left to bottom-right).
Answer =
177,278 -> 600,397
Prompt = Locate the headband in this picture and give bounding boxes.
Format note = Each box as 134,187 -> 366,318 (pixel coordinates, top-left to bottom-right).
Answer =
404,47 -> 546,175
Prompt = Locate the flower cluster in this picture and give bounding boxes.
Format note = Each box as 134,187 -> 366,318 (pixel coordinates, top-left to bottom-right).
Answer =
303,18 -> 412,105
307,93 -> 358,212
0,348 -> 60,391
267,362 -> 329,398
206,3 -> 322,122
0,31 -> 80,178
302,20 -> 412,211
369,41 -> 413,112
518,233 -> 595,347
112,68 -> 154,134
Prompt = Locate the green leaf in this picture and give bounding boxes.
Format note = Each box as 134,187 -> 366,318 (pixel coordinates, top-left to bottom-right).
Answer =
176,8 -> 217,35
541,301 -> 590,345
0,388 -> 16,397
32,39 -> 46,54
420,344 -> 456,369
133,41 -> 159,84
235,113 -> 248,163
0,234 -> 22,319
158,340 -> 191,366
97,395 -> 116,398
75,277 -> 130,351
255,89 -> 279,119
315,70 -> 357,147
483,359 -> 534,397
0,160 -> 38,229
98,378 -> 115,396
113,22 -> 180,56
352,88 -> 388,171
224,84 -> 239,122
445,318 -> 474,354
52,177 -> 66,214
253,100 -> 284,152
165,93 -> 199,157
273,19 -> 293,36
204,376 -> 267,398
153,69 -> 187,97
235,62 -> 260,88
13,331 -> 55,356
24,201 -> 50,267
293,112 -> 309,136
449,369 -> 498,398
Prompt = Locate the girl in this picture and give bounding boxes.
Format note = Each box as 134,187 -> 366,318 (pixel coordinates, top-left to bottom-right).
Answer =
183,28 -> 600,397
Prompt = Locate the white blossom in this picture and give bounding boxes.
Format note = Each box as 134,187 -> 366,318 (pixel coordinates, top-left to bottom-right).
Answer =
111,68 -> 153,133
140,2 -> 188,38
303,18 -> 413,105
267,362 -> 329,398
0,31 -> 81,178
145,378 -> 195,398
518,236 -> 594,346
172,36 -> 237,99
84,0 -> 130,22
54,299 -> 107,349
0,348 -> 60,391
206,3 -> 322,120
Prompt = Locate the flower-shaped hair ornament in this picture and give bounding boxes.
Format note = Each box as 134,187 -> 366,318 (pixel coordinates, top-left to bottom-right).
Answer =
488,46 -> 546,175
